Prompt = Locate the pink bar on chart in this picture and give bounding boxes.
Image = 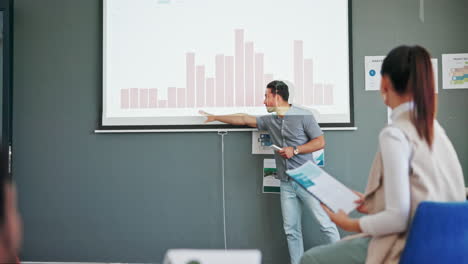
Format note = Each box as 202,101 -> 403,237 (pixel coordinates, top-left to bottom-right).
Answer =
139,88 -> 149,108
121,89 -> 129,109
215,55 -> 225,107
304,59 -> 314,105
196,65 -> 205,107
264,74 -> 274,91
130,88 -> 139,108
225,56 -> 234,107
149,89 -> 158,108
206,78 -> 215,107
255,53 -> 264,106
294,40 -> 304,105
314,84 -> 324,105
186,53 -> 195,107
168,87 -> 177,108
158,100 -> 168,108
324,84 -> 334,105
235,29 -> 244,106
177,88 -> 186,108
245,42 -> 254,106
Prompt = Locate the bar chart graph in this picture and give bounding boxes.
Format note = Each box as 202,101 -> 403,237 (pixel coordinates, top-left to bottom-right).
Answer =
103,0 -> 351,127
119,30 -> 335,110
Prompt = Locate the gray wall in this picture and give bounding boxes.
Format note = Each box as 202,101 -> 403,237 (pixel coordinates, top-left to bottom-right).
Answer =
12,0 -> 468,263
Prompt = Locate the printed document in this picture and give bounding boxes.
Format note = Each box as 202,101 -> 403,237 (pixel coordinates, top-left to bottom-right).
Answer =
286,161 -> 359,214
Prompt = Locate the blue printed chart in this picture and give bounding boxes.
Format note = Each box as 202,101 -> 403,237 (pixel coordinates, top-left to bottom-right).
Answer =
286,161 -> 359,213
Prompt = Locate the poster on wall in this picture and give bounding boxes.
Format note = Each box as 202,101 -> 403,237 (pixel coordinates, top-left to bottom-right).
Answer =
366,56 -> 438,93
313,149 -> 325,166
364,56 -> 385,91
252,131 -> 274,154
442,54 -> 468,89
263,159 -> 280,193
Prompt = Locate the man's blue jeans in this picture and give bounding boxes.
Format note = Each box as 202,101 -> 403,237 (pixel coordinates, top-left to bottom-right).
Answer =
280,180 -> 340,264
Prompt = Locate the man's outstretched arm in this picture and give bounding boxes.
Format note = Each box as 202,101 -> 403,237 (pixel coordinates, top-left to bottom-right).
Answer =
199,110 -> 257,128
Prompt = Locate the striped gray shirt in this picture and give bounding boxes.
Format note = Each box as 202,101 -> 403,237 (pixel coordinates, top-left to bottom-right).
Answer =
257,105 -> 323,181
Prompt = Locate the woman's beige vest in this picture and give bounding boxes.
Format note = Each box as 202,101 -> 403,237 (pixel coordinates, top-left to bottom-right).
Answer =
363,111 -> 465,264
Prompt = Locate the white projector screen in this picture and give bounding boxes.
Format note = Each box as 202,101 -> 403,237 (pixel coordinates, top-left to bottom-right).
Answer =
102,0 -> 353,130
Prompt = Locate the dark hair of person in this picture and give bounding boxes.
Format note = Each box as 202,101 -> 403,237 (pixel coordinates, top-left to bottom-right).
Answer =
381,45 -> 435,147
266,80 -> 289,102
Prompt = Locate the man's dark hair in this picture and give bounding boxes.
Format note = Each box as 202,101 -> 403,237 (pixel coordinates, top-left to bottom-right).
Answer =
266,80 -> 289,101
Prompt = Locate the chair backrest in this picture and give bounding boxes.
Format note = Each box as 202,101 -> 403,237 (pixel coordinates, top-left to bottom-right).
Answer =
400,201 -> 468,264
163,249 -> 261,264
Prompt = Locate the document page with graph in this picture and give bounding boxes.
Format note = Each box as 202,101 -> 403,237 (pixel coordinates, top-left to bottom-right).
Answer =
286,161 -> 359,214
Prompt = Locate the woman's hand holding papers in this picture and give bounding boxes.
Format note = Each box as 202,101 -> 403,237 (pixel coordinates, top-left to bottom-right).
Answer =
353,190 -> 369,214
320,190 -> 368,233
321,204 -> 362,233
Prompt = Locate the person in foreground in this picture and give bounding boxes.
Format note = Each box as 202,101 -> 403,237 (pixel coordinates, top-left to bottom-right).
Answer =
0,178 -> 22,263
200,80 -> 340,264
300,45 -> 466,264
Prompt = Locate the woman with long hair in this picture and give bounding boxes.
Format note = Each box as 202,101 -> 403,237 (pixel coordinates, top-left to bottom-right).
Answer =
300,45 -> 465,264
